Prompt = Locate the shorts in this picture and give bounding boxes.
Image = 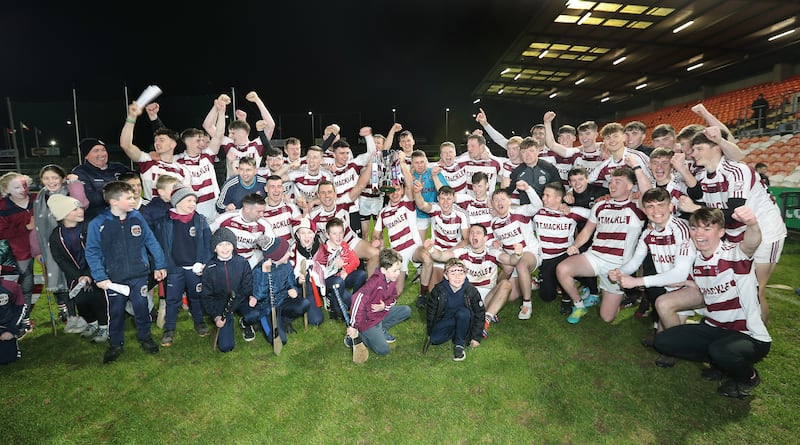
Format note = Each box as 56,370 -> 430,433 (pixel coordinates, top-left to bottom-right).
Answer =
477,286 -> 490,302
584,251 -> 623,295
416,217 -> 431,231
398,247 -> 421,273
359,196 -> 383,218
754,238 -> 784,264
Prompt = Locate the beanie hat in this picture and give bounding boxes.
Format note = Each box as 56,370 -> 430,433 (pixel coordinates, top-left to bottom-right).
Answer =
258,236 -> 290,261
47,194 -> 83,221
293,216 -> 316,237
211,227 -> 237,251
79,138 -> 106,160
170,185 -> 197,207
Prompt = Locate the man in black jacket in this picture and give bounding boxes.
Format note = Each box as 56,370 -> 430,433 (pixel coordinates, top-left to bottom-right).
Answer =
506,137 -> 560,204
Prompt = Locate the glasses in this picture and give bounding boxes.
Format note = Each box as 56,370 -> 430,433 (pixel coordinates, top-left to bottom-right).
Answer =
447,268 -> 466,275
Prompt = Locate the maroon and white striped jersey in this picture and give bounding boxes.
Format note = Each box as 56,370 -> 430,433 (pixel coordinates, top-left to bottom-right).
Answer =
210,211 -> 273,269
696,158 -> 785,244
572,149 -> 604,179
450,246 -> 503,290
137,152 -> 190,200
221,136 -> 265,179
622,216 -> 695,292
174,150 -> 219,221
457,195 -> 493,231
489,205 -> 540,256
533,206 -> 589,260
587,198 -> 646,265
330,161 -> 364,213
289,167 -> 333,204
426,204 -> 470,249
456,154 -> 502,196
500,158 -> 521,204
309,196 -> 360,245
588,148 -> 650,189
262,200 -> 301,243
374,197 -> 420,255
439,162 -> 469,194
691,241 -> 770,343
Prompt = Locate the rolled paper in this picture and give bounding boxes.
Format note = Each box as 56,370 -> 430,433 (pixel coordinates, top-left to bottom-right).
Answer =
135,85 -> 163,107
107,283 -> 131,296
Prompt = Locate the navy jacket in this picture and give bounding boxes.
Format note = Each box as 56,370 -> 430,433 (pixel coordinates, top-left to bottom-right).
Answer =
85,208 -> 166,283
426,280 -> 485,344
152,212 -> 212,273
252,260 -> 299,312
201,254 -> 252,318
71,162 -> 132,221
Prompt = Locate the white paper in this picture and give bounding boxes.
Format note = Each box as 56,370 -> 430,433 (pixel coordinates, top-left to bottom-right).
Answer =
135,85 -> 163,107
107,283 -> 131,296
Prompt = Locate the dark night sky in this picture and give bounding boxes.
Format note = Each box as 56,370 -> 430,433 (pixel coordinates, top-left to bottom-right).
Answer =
0,1 -> 544,149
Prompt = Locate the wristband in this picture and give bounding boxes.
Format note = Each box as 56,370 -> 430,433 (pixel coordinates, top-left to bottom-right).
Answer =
125,118 -> 136,124
632,166 -> 642,171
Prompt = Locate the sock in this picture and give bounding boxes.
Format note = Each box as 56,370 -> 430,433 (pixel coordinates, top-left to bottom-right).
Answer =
420,285 -> 428,295
574,300 -> 585,309
561,298 -> 571,304
522,300 -> 532,308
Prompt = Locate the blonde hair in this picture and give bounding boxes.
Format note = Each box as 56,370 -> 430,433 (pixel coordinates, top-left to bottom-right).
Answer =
0,172 -> 31,197
155,174 -> 181,191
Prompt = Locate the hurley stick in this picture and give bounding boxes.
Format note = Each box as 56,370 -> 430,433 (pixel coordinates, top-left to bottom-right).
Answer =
333,283 -> 368,364
301,259 -> 308,332
266,263 -> 282,356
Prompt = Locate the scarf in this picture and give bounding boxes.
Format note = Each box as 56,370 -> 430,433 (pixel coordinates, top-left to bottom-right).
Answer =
169,209 -> 195,224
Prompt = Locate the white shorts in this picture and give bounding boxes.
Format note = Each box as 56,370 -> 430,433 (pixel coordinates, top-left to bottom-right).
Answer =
359,196 -> 383,217
754,238 -> 784,264
398,247 -> 421,273
416,216 -> 431,230
477,286 -> 490,302
584,251 -> 623,295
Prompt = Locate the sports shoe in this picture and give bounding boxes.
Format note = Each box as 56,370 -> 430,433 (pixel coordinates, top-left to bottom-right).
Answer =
415,294 -> 427,310
518,304 -> 532,320
80,323 -> 99,338
530,276 -> 540,291
717,370 -> 761,399
241,319 -> 256,342
482,320 -> 490,338
103,345 -> 123,364
635,297 -> 651,318
283,318 -> 296,334
620,293 -> 639,309
194,323 -> 210,337
344,335 -> 354,348
161,330 -> 176,347
140,338 -> 159,354
91,327 -> 109,343
640,333 -> 655,348
560,300 -> 572,315
701,366 -> 725,381
384,331 -> 396,343
583,295 -> 600,308
655,354 -> 677,368
65,316 -> 88,334
567,306 -> 588,324
453,344 -> 466,361
579,286 -> 590,301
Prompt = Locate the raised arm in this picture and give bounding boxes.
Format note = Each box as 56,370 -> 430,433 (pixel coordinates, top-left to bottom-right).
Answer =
383,123 -> 402,151
543,111 -> 580,157
206,98 -> 228,155
120,102 -> 145,162
691,104 -> 743,161
733,206 -> 761,257
246,91 -> 276,140
475,108 -> 509,149
203,94 -> 231,137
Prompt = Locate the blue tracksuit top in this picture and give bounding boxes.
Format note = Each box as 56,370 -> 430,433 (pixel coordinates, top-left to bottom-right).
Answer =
151,212 -> 212,273
252,261 -> 299,311
85,208 -> 167,283
201,254 -> 253,317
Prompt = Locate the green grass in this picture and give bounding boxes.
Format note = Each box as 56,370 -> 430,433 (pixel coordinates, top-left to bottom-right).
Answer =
5,238 -> 800,444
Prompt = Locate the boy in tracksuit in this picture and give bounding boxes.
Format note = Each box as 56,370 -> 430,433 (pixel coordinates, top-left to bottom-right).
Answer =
0,278 -> 24,364
85,181 -> 167,364
202,227 -> 257,353
152,185 -> 212,347
251,237 -> 304,345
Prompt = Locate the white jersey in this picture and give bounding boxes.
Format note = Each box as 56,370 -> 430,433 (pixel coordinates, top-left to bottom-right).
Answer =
656,176 -> 688,216
309,196 -> 360,246
374,197 -> 420,255
457,195 -> 493,230
426,204 -> 470,249
572,148 -> 604,179
622,216 -> 695,292
489,205 -> 540,256
262,200 -> 301,243
533,206 -> 589,260
450,246 -> 503,290
588,148 -> 650,189
500,158 -> 521,204
330,161 -> 364,213
210,211 -> 273,269
587,198 -> 646,265
137,152 -> 190,200
439,162 -> 469,194
691,241 -> 770,343
456,153 -> 502,196
174,150 -> 220,221
221,136 -> 264,179
289,167 -> 333,204
696,158 -> 786,244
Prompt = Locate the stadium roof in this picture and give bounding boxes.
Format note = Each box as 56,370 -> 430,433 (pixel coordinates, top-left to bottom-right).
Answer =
472,0 -> 800,112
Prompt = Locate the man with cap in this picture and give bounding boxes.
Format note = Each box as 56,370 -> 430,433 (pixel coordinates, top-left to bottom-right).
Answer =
71,138 -> 133,221
201,227 -> 257,351
150,185 -> 213,346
